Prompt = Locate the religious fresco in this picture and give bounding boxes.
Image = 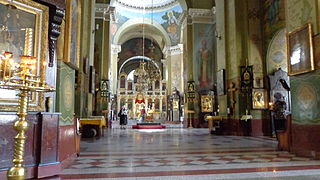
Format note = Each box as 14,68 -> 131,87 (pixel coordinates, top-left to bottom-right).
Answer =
193,23 -> 215,90
286,0 -> 317,34
263,0 -> 285,45
118,38 -> 163,61
113,4 -> 183,45
291,71 -> 320,124
266,29 -> 287,74
161,10 -> 181,45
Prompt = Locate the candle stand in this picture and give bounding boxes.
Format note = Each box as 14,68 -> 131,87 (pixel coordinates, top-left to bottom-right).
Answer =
0,52 -> 54,180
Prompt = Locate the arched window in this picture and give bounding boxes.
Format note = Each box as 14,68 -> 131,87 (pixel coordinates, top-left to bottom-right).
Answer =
155,98 -> 160,111
155,80 -> 160,89
128,81 -> 133,90
120,76 -> 126,88
162,83 -> 166,91
162,98 -> 166,111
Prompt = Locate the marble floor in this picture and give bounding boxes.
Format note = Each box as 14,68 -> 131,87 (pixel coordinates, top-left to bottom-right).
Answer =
60,120 -> 320,180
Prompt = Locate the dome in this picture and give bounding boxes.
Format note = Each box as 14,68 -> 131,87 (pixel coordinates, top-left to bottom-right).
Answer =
114,0 -> 178,10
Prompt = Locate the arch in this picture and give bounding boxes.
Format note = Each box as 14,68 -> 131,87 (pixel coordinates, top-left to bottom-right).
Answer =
118,56 -> 161,75
177,0 -> 187,10
114,18 -> 171,48
266,28 -> 287,74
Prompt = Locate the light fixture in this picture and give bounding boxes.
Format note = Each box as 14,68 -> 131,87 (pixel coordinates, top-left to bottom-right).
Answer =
0,51 -> 54,179
146,0 -> 161,82
134,3 -> 150,92
134,0 -> 162,92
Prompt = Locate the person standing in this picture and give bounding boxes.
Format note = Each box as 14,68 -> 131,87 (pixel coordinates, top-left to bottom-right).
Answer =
273,93 -> 287,132
118,106 -> 128,129
141,106 -> 146,122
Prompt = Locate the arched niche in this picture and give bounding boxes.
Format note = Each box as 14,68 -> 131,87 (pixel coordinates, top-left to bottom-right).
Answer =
266,29 -> 287,74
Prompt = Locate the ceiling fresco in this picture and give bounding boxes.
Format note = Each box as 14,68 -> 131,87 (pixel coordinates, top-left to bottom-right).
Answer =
112,2 -> 183,46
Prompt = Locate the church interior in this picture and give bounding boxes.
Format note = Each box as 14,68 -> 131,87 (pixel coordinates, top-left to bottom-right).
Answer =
1,0 -> 320,179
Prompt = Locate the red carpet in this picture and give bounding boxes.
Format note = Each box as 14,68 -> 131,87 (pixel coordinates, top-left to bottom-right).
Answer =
132,125 -> 166,129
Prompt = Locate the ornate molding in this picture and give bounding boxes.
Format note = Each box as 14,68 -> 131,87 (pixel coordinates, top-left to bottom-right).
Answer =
95,3 -> 116,22
188,7 -> 215,24
115,0 -> 178,11
167,44 -> 183,56
111,44 -> 121,54
36,0 -> 65,67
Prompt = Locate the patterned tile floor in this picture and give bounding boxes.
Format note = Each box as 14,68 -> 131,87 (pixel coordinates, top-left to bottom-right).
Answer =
60,120 -> 320,179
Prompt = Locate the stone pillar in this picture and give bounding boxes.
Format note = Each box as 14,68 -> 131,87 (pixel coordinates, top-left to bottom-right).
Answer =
160,97 -> 163,113
186,8 -> 215,127
77,0 -> 96,117
94,3 -> 114,115
110,44 -> 121,94
167,44 -> 184,93
215,1 -> 228,117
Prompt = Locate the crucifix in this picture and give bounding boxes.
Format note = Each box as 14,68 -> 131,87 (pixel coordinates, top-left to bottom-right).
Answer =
227,82 -> 237,117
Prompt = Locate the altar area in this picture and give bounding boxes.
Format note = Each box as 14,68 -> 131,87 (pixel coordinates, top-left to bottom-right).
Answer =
117,72 -> 167,123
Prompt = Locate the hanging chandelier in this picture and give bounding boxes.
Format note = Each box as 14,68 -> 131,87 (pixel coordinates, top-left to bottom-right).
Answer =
134,61 -> 149,92
134,0 -> 161,92
145,0 -> 161,83
146,60 -> 161,81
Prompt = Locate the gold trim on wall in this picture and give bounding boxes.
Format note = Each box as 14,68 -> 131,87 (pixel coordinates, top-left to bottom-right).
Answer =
287,23 -> 315,76
0,0 -> 49,111
64,0 -> 81,69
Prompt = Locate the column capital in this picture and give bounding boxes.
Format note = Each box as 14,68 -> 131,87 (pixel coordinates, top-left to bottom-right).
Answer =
188,7 -> 215,24
111,44 -> 121,54
95,3 -> 116,22
166,44 -> 183,56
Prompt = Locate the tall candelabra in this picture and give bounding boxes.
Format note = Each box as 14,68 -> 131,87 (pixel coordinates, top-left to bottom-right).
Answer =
0,52 -> 54,180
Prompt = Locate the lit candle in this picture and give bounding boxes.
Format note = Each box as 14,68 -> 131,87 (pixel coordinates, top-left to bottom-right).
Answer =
20,56 -> 31,75
3,52 -> 13,81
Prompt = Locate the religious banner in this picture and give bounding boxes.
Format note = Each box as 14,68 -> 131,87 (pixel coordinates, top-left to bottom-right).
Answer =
193,23 -> 215,90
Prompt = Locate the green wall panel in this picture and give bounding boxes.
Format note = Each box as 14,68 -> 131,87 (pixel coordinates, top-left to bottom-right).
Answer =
56,61 -> 75,125
291,71 -> 320,124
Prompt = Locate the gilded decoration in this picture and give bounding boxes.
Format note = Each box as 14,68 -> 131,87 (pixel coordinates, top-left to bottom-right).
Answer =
0,0 -> 49,111
252,89 -> 267,109
287,23 -> 314,76
201,95 -> 213,112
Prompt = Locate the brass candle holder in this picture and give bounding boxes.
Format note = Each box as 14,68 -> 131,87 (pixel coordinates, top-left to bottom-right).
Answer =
0,52 -> 54,180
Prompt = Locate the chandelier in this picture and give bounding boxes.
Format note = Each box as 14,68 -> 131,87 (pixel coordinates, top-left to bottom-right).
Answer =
134,0 -> 162,92
134,61 -> 149,92
146,60 -> 161,81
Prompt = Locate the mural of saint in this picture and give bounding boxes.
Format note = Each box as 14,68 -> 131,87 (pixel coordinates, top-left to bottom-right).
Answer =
197,39 -> 213,89
163,10 -> 180,45
267,0 -> 280,25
